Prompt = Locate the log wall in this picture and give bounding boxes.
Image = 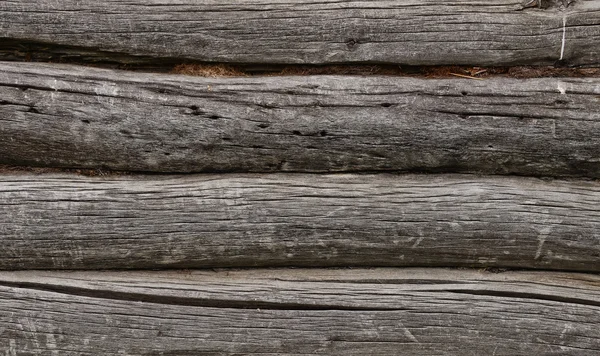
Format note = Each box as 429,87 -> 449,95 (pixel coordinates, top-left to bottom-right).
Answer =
1,1 -> 599,354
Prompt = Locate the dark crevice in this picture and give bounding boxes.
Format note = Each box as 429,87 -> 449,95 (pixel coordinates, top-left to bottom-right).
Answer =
1,162 -> 599,181
445,289 -> 600,308
0,280 -> 407,311
0,279 -> 598,310
256,103 -> 280,109
0,82 -> 116,99
2,39 -> 600,78
0,38 -> 190,72
427,108 -> 560,122
0,100 -> 27,106
291,130 -> 331,137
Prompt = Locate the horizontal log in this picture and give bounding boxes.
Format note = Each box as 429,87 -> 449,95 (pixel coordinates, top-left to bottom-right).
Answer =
1,0 -> 599,66
2,62 -> 600,176
1,173 -> 599,271
0,268 -> 599,355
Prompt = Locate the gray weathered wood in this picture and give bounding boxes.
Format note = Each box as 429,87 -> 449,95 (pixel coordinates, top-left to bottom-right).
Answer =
1,0 -> 599,66
1,268 -> 599,355
1,173 -> 599,271
2,62 -> 600,176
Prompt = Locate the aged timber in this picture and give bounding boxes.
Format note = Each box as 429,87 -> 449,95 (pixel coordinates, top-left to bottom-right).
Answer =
2,62 -> 600,176
1,173 -> 599,271
0,0 -> 599,67
0,268 -> 599,355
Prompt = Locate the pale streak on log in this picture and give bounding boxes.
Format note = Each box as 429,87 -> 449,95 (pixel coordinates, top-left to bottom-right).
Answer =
1,173 -> 599,271
1,62 -> 600,176
0,268 -> 599,355
0,0 -> 599,66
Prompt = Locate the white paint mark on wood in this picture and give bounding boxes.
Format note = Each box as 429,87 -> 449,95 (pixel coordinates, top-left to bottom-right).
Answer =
45,334 -> 58,356
412,236 -> 425,248
478,257 -> 498,264
398,321 -> 420,344
560,323 -> 573,339
8,339 -> 17,356
535,227 -> 553,260
560,16 -> 567,60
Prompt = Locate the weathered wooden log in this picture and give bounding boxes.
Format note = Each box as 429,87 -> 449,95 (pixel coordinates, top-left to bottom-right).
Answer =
2,62 -> 600,176
0,0 -> 599,67
0,268 -> 599,355
1,173 -> 599,271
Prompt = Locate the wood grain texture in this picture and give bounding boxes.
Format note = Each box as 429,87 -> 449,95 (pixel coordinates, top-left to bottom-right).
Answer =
1,0 -> 599,66
0,268 -> 599,355
2,62 -> 600,176
1,173 -> 599,271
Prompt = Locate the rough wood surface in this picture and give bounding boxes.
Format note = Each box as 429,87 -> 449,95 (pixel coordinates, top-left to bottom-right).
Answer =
2,62 -> 600,176
1,173 -> 599,271
1,0 -> 599,66
0,268 -> 599,355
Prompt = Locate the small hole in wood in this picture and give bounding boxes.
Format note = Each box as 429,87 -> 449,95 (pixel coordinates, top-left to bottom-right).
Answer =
222,137 -> 232,141
27,107 -> 40,114
209,115 -> 220,120
81,119 -> 90,124
189,105 -> 204,116
257,123 -> 270,129
319,130 -> 328,137
381,103 -> 393,108
461,91 -> 468,96
292,130 -> 302,136
164,152 -> 171,156
488,145 -> 493,149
